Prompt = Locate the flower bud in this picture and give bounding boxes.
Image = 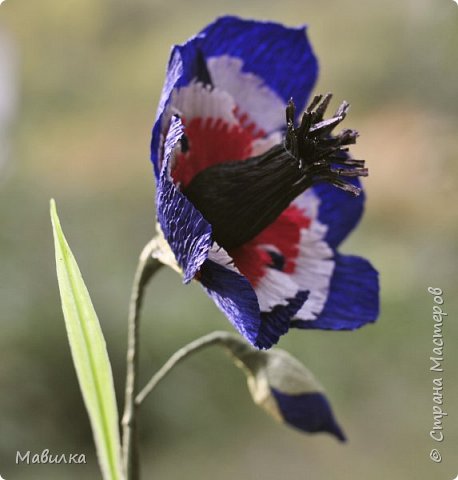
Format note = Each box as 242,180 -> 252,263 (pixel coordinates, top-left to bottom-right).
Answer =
223,338 -> 345,441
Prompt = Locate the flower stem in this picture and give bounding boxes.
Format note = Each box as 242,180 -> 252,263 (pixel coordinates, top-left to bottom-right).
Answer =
122,239 -> 163,480
135,331 -> 244,407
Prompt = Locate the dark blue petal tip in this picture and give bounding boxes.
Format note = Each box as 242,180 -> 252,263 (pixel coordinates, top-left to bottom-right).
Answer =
199,260 -> 261,345
271,389 -> 346,442
255,290 -> 309,349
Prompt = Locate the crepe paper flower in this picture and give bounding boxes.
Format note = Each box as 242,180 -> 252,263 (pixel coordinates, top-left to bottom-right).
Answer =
150,16 -> 379,349
222,337 -> 345,441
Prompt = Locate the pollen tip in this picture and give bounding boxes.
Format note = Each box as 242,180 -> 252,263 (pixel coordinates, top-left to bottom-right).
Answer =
284,93 -> 368,196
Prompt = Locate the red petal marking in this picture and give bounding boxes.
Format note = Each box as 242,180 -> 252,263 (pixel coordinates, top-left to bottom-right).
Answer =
230,246 -> 271,287
234,106 -> 266,139
230,205 -> 311,287
172,116 -> 264,187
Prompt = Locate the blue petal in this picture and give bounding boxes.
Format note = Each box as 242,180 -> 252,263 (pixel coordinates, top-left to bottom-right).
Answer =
271,389 -> 346,441
200,16 -> 318,111
313,177 -> 365,249
150,42 -> 193,178
156,117 -> 212,283
199,260 -> 261,345
255,291 -> 309,349
150,35 -> 209,177
294,253 -> 379,330
151,16 -> 319,176
151,121 -> 162,179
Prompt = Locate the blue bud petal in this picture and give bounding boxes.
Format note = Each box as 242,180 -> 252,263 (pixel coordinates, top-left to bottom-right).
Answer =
271,389 -> 346,441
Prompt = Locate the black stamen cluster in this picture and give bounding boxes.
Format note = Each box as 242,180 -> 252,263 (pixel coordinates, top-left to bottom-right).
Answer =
182,94 -> 368,250
285,93 -> 367,196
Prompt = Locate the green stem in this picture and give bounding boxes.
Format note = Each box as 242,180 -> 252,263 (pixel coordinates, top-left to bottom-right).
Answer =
122,239 -> 163,480
135,331 -> 243,407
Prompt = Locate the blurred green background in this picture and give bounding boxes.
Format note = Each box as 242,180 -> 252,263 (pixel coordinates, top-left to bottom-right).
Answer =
1,0 -> 457,478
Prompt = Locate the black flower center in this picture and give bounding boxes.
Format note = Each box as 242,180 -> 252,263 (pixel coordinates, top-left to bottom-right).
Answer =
182,93 -> 368,251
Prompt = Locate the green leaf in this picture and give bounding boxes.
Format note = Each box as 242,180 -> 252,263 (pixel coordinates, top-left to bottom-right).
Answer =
50,199 -> 124,480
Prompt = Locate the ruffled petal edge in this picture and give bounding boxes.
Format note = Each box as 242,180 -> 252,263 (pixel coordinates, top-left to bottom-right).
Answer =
156,117 -> 212,283
292,253 -> 379,330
